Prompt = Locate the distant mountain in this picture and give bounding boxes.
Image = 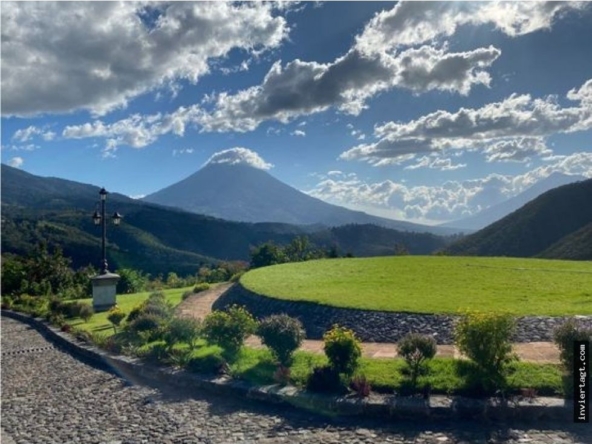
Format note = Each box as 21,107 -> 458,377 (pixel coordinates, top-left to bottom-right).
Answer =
143,163 -> 459,235
1,165 -> 450,275
440,173 -> 585,231
444,178 -> 592,259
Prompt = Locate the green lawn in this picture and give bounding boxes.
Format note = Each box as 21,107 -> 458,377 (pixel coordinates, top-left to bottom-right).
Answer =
241,256 -> 592,316
229,348 -> 563,396
67,286 -> 194,333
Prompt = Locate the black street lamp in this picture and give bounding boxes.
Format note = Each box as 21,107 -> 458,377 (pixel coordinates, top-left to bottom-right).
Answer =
93,187 -> 122,275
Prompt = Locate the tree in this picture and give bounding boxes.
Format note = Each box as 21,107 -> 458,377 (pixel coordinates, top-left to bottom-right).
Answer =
250,242 -> 286,268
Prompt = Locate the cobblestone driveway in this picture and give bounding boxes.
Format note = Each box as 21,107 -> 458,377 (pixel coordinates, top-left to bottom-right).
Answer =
1,317 -> 590,444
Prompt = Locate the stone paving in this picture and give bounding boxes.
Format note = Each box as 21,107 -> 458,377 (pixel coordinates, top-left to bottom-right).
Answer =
2,316 -> 591,444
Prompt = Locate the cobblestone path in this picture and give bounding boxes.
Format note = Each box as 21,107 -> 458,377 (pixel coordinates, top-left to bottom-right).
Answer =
2,317 -> 590,444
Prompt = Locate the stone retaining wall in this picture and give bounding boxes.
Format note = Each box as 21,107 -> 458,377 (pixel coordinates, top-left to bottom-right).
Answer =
213,284 -> 592,344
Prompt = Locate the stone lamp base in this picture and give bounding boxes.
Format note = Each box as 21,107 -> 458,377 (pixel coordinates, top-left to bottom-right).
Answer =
91,272 -> 120,312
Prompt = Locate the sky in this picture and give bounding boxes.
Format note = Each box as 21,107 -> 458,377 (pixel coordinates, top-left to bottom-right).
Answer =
2,1 -> 592,225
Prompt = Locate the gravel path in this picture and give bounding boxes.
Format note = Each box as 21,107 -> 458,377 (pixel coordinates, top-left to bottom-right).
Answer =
2,316 -> 591,444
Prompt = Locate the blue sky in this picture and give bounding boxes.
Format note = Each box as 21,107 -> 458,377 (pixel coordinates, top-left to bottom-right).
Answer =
2,1 -> 592,224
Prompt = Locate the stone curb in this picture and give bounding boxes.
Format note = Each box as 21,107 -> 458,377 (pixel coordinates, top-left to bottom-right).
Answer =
1,309 -> 572,422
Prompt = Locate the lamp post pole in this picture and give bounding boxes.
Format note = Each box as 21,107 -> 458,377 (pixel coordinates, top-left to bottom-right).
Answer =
91,188 -> 121,311
100,187 -> 108,274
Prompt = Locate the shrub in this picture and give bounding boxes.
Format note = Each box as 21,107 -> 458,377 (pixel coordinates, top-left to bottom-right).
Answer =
230,271 -> 245,283
127,313 -> 164,342
143,292 -> 174,320
181,290 -> 193,301
306,365 -> 346,394
349,375 -> 371,397
126,304 -> 144,323
553,318 -> 592,373
193,283 -> 211,293
202,305 -> 258,359
186,353 -> 228,375
553,318 -> 592,397
107,306 -> 126,333
323,325 -> 361,376
60,324 -> 72,333
77,303 -> 94,323
397,333 -> 437,385
257,314 -> 305,366
163,317 -> 201,350
454,312 -> 516,391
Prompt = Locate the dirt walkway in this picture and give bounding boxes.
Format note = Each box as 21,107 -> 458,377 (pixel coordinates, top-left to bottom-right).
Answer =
176,284 -> 561,364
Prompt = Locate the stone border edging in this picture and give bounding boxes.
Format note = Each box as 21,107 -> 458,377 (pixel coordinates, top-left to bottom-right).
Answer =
216,283 -> 591,344
1,309 -> 571,422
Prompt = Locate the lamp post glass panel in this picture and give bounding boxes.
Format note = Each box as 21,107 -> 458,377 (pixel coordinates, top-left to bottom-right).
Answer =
91,188 -> 121,311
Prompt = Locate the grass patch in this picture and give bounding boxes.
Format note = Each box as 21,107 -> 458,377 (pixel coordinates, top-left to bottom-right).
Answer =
66,286 -> 195,334
241,256 -> 592,315
224,350 -> 563,397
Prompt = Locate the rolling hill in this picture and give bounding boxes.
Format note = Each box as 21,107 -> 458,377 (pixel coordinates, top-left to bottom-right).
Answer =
440,172 -> 585,231
444,178 -> 592,259
1,165 -> 450,275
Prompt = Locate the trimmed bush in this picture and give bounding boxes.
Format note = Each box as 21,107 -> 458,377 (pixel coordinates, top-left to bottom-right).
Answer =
78,303 -> 94,323
306,365 -> 346,394
454,312 -> 516,391
553,318 -> 592,398
202,305 -> 258,359
553,318 -> 592,372
323,325 -> 361,376
107,306 -> 126,332
186,353 -> 227,375
163,317 -> 201,350
397,333 -> 437,385
257,314 -> 305,366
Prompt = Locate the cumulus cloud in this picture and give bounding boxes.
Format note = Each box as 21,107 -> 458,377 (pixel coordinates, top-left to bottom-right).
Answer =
196,44 -> 500,132
190,1 -> 585,132
355,1 -> 588,53
204,147 -> 273,170
62,105 -> 202,153
308,152 -> 592,222
404,155 -> 467,171
12,125 -> 55,142
7,156 -> 24,168
2,2 -> 288,116
342,78 -> 592,165
291,129 -> 306,137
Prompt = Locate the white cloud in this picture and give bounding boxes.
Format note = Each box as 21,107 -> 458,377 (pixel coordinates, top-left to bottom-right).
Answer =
7,156 -> 24,168
197,44 -> 500,132
204,147 -> 273,170
291,129 -> 306,137
2,2 -> 288,116
12,125 -> 55,142
308,152 -> 592,223
405,155 -> 466,171
172,148 -> 194,157
192,2 -> 587,133
355,1 -> 588,53
342,79 -> 592,165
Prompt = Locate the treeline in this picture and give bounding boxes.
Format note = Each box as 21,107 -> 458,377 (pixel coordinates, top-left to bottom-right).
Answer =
249,236 -> 344,268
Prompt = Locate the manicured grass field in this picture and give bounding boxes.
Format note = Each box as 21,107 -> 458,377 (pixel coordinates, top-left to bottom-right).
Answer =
240,256 -> 592,316
67,286 -> 194,333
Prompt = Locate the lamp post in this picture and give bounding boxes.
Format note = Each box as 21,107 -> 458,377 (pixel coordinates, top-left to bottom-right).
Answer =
92,187 -> 122,274
91,187 -> 121,311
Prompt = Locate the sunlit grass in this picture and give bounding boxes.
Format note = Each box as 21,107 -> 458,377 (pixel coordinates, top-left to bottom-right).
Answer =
241,256 -> 592,315
66,286 -> 195,333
